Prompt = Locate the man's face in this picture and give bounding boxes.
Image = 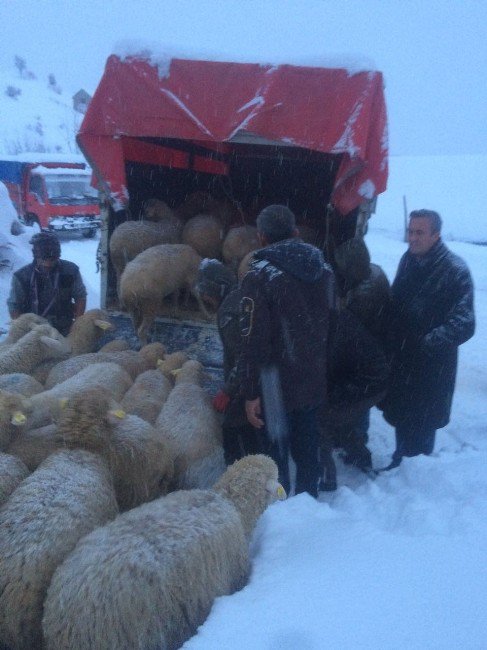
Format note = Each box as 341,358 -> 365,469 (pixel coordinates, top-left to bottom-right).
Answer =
36,256 -> 59,271
407,217 -> 440,256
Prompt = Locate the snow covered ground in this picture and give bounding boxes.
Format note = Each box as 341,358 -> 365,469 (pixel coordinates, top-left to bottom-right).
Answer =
1,180 -> 486,647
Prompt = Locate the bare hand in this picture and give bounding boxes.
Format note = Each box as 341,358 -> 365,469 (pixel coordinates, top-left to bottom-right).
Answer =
245,397 -> 264,428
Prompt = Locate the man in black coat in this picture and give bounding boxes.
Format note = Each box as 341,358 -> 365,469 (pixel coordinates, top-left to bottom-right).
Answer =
7,232 -> 87,336
239,205 -> 334,497
381,209 -> 475,469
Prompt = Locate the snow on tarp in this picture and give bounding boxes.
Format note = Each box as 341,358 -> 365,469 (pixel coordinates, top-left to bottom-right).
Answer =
78,54 -> 388,215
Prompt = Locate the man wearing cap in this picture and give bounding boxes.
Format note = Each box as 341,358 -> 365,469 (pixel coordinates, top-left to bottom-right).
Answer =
196,258 -> 266,465
238,205 -> 334,497
7,232 -> 87,335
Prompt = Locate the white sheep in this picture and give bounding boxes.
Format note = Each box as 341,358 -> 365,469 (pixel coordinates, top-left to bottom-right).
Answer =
0,323 -> 71,376
0,372 -> 44,397
0,389 -> 32,451
0,313 -> 48,348
120,368 -> 173,424
30,309 -> 115,384
156,359 -> 225,489
222,224 -> 260,269
0,449 -> 118,650
56,388 -> 174,511
109,212 -> 183,294
44,342 -> 166,388
119,243 -> 210,344
27,362 -> 133,429
42,454 -> 285,650
0,452 -> 29,506
182,213 -> 226,259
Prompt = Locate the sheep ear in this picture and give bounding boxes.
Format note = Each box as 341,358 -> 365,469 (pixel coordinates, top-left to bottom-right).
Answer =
266,479 -> 287,500
39,335 -> 71,354
171,368 -> 182,378
94,319 -> 114,331
11,411 -> 26,426
59,398 -> 69,410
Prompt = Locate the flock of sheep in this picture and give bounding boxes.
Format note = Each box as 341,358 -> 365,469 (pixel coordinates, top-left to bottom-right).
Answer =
111,192 -> 318,342
0,308 -> 286,649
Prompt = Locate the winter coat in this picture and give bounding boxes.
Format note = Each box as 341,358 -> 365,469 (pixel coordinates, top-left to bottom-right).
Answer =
239,238 -> 333,412
8,260 -> 86,335
326,308 -> 389,426
381,240 -> 475,430
333,237 -> 391,340
217,287 -> 247,428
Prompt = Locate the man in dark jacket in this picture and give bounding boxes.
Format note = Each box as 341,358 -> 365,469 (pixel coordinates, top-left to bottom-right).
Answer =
381,209 -> 475,469
7,232 -> 87,336
196,258 -> 266,465
239,205 -> 334,497
331,236 -> 391,468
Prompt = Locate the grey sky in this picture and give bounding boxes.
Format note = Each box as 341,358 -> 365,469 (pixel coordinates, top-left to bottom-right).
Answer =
1,0 -> 486,156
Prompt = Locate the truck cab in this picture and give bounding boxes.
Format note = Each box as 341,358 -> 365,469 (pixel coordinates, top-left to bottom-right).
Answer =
0,156 -> 101,237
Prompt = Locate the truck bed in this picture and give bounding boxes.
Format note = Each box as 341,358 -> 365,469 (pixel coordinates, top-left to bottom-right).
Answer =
101,311 -> 224,395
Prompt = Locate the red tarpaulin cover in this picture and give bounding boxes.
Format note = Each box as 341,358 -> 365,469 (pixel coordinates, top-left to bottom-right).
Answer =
78,55 -> 388,214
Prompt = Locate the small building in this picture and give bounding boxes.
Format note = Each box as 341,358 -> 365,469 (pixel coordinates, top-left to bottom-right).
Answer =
73,89 -> 91,114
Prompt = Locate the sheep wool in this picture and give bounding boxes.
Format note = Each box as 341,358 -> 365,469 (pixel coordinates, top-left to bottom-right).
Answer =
7,423 -> 58,471
121,369 -> 173,424
0,324 -> 71,375
0,449 -> 118,650
119,243 -> 210,343
109,215 -> 183,293
0,313 -> 48,346
156,360 -> 224,489
0,372 -> 44,397
182,213 -> 226,259
42,455 -> 283,650
0,452 -> 29,506
56,389 -> 174,511
27,362 -> 133,429
44,342 -> 165,388
222,225 -> 260,269
67,308 -> 115,355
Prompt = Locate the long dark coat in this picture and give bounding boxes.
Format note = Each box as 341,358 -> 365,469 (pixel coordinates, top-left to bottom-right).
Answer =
382,240 -> 475,430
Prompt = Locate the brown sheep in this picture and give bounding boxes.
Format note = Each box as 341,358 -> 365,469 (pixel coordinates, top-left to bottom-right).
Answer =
182,214 -> 226,259
222,225 -> 260,269
119,244 -> 210,344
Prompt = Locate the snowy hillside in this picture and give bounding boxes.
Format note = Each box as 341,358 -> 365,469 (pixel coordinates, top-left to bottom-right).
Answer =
0,58 -> 82,156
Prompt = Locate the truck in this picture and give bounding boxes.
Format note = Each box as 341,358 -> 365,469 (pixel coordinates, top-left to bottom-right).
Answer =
0,153 -> 101,237
77,52 -> 388,369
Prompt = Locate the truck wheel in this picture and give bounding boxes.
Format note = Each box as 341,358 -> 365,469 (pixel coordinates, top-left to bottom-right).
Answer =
82,228 -> 97,239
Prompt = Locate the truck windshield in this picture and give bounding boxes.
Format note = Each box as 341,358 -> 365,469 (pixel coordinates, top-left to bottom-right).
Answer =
44,175 -> 98,204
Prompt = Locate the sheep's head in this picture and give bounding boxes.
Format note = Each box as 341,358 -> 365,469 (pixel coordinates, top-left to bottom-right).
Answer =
139,342 -> 166,367
213,454 -> 285,538
55,388 -> 117,454
157,351 -> 188,381
173,359 -> 203,386
69,309 -> 115,354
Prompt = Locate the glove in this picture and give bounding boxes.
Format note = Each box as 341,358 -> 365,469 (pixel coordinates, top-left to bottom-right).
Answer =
212,390 -> 231,413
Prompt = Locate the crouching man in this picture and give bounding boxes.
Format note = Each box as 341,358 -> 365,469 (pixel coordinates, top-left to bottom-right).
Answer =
239,205 -> 333,497
7,232 -> 87,336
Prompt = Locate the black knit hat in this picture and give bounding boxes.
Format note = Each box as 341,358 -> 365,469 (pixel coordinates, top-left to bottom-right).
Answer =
196,259 -> 236,302
30,232 -> 61,260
